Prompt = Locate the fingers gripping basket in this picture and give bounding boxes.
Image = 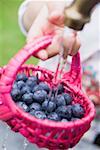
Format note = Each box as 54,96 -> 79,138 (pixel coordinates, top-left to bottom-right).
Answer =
0,36 -> 95,149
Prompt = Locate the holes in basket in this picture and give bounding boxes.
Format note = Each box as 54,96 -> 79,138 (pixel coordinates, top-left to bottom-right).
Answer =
25,57 -> 38,65
53,130 -> 69,140
71,128 -> 77,138
44,130 -> 68,140
47,141 -> 56,148
28,69 -> 33,76
54,133 -> 60,139
61,133 -> 69,140
18,66 -> 53,83
45,132 -> 51,137
58,143 -> 66,149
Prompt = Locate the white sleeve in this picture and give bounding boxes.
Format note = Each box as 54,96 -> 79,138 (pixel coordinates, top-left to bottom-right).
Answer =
18,0 -> 33,36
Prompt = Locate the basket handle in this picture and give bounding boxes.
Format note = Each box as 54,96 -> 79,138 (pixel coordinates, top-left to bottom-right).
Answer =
0,36 -> 53,91
63,52 -> 82,89
0,67 -> 13,121
0,94 -> 13,121
0,36 -> 52,121
0,35 -> 81,91
0,67 -> 4,78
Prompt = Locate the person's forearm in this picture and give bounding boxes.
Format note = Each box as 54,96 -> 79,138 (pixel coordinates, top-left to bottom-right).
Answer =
23,1 -> 46,32
47,1 -> 66,12
22,1 -> 67,32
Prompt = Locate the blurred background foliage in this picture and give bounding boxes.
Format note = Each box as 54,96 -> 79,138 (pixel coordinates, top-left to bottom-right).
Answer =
0,0 -> 38,67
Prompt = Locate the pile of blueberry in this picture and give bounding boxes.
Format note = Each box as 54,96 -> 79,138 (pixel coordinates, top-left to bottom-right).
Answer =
11,73 -> 85,122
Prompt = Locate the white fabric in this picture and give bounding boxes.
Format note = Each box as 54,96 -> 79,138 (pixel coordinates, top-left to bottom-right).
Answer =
18,0 -> 34,36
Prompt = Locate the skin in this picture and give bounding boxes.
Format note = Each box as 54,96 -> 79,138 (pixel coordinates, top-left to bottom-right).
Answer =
23,1 -> 80,60
22,1 -> 99,106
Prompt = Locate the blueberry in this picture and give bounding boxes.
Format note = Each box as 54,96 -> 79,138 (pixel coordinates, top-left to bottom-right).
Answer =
51,88 -> 56,96
48,112 -> 61,121
63,93 -> 73,105
32,85 -> 41,93
29,109 -> 35,116
11,88 -> 21,102
22,93 -> 33,105
30,103 -> 41,111
16,73 -> 28,82
61,119 -> 68,122
39,82 -> 50,93
17,81 -> 26,90
29,76 -> 38,82
57,84 -> 64,94
42,100 -> 56,113
12,82 -> 18,89
55,95 -> 66,107
71,117 -> 80,121
32,84 -> 49,93
16,101 -> 29,112
42,100 -> 48,110
33,90 -> 47,103
21,86 -> 31,95
50,96 -> 55,101
34,111 -> 47,120
72,104 -> 84,118
26,79 -> 37,88
56,105 -> 72,120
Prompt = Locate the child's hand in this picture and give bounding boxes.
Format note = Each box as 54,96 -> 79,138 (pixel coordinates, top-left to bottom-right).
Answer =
27,2 -> 80,60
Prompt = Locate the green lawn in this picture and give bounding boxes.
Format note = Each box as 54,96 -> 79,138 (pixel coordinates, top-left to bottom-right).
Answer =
0,0 -> 38,67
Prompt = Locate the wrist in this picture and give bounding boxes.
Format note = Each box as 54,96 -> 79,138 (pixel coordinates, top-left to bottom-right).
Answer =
47,1 -> 66,13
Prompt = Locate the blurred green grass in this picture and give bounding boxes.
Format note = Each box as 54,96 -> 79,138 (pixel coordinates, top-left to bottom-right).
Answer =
0,0 -> 38,67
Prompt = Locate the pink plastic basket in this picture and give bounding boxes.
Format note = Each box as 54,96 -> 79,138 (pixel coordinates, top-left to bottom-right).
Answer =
0,36 -> 95,150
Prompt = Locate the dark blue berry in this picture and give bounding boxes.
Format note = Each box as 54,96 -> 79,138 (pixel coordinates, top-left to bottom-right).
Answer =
34,111 -> 47,119
39,82 -> 50,93
48,112 -> 61,121
29,109 -> 35,116
56,105 -> 72,120
63,93 -> 73,105
11,88 -> 21,102
55,95 -> 66,107
17,81 -> 26,90
16,101 -> 29,112
30,102 -> 41,111
42,100 -> 48,110
71,117 -> 80,121
21,86 -> 31,95
16,73 -> 28,82
61,119 -> 68,122
29,76 -> 38,82
33,90 -> 47,103
57,84 -> 64,94
32,84 -> 49,93
22,93 -> 33,105
52,88 -> 56,96
72,104 -> 84,118
32,85 -> 41,93
50,96 -> 55,101
42,100 -> 56,113
26,79 -> 37,88
61,119 -> 69,122
12,82 -> 18,89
